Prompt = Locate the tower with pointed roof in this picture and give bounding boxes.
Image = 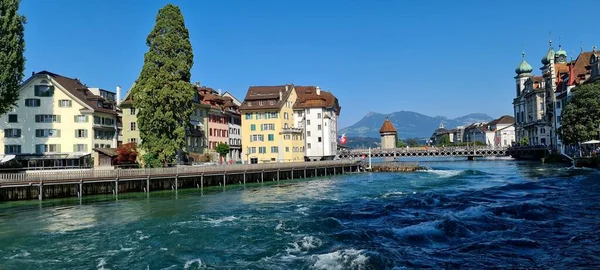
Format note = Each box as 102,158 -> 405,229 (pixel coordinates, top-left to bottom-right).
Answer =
515,52 -> 533,96
379,118 -> 398,149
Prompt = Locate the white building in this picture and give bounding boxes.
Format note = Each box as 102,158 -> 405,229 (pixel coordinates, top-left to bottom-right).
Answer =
293,86 -> 341,161
488,115 -> 516,148
0,71 -> 120,169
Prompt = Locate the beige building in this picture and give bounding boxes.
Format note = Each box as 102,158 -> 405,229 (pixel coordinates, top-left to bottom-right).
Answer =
379,118 -> 398,149
0,71 -> 120,169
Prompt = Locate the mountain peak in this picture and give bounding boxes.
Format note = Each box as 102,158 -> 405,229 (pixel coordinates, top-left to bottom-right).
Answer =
340,110 -> 495,139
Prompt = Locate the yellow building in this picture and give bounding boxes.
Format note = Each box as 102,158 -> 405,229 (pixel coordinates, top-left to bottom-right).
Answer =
240,85 -> 305,164
0,71 -> 120,169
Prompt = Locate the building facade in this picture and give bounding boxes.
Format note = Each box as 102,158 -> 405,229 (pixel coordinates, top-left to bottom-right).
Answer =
0,71 -> 120,168
513,43 -> 598,150
222,91 -> 242,162
293,86 -> 341,161
240,85 -> 304,164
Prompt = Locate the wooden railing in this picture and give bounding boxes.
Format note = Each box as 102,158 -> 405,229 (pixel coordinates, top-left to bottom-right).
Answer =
0,160 -> 357,183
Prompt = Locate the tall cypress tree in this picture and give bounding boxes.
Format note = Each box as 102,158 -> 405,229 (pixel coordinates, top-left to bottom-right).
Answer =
132,4 -> 194,164
0,0 -> 26,116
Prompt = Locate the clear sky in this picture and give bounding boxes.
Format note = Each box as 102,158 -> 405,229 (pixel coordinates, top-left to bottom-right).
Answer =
20,0 -> 600,128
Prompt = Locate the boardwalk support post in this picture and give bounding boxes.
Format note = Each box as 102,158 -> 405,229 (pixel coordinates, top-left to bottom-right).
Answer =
38,181 -> 43,201
243,171 -> 246,185
79,180 -> 83,198
261,170 -> 264,183
223,173 -> 226,188
146,176 -> 150,193
115,178 -> 119,196
201,173 -> 204,191
315,167 -> 317,177
291,169 -> 294,180
277,169 -> 280,182
175,175 -> 178,191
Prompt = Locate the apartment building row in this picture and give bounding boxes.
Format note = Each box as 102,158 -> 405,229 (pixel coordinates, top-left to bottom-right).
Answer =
429,115 -> 516,148
239,84 -> 341,164
120,82 -> 243,163
513,44 -> 600,152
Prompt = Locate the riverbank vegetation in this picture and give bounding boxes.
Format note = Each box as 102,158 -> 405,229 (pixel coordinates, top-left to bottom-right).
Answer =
558,81 -> 600,145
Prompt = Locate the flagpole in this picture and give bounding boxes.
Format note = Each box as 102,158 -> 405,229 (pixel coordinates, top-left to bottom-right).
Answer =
368,147 -> 372,170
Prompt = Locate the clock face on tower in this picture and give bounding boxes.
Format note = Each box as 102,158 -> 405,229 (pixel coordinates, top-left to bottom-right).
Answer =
557,55 -> 566,63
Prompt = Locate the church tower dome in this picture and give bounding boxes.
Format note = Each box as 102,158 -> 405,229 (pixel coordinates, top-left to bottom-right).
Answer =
516,52 -> 533,75
541,40 -> 555,65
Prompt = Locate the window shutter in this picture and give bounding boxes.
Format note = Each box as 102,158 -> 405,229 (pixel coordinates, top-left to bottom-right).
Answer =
84,144 -> 88,152
68,100 -> 72,107
16,129 -> 21,137
34,86 -> 39,96
35,115 -> 40,123
84,129 -> 88,138
57,144 -> 61,153
75,130 -> 78,138
85,115 -> 89,122
49,86 -> 55,96
56,130 -> 61,137
56,115 -> 61,123
73,144 -> 77,152
74,115 -> 78,122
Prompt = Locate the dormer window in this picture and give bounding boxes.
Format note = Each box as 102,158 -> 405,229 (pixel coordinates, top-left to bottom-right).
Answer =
34,85 -> 54,97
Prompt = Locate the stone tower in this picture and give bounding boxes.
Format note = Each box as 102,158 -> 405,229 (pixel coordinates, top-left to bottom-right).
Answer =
379,118 -> 398,149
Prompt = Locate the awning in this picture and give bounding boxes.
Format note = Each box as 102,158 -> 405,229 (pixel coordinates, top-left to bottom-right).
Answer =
582,140 -> 600,144
190,120 -> 204,127
0,155 -> 16,164
15,153 -> 91,161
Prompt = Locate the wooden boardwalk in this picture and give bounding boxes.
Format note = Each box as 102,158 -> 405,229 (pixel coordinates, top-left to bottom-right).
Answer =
0,160 -> 362,201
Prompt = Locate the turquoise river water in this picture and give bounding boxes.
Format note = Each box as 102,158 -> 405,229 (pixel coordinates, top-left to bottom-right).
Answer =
1,158 -> 600,269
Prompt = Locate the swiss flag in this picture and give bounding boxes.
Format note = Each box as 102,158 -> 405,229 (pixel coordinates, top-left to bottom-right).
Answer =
339,133 -> 347,144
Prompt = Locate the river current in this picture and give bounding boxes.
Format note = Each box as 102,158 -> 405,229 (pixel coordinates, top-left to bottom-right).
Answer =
1,158 -> 599,269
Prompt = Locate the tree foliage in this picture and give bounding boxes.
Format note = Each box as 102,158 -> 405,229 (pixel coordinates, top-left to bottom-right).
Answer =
142,153 -> 162,168
215,143 -> 230,160
115,143 -> 138,164
396,140 -> 407,148
406,138 -> 420,147
0,0 -> 26,116
520,136 -> 529,146
558,82 -> 600,145
438,134 -> 451,145
131,4 -> 194,164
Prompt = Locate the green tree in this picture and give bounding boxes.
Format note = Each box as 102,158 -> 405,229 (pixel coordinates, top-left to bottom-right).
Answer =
131,4 -> 194,164
142,153 -> 162,168
438,134 -> 451,145
520,136 -> 529,145
215,143 -> 230,163
558,82 -> 600,145
396,140 -> 407,148
0,0 -> 26,116
406,138 -> 419,147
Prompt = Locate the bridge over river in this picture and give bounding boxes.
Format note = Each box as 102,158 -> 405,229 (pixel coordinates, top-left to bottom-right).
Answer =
339,146 -> 509,159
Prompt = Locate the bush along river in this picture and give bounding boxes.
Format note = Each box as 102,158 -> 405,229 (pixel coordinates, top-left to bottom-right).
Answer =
0,158 -> 599,269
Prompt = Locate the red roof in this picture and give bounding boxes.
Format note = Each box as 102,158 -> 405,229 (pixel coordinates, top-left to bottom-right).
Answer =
379,118 -> 397,134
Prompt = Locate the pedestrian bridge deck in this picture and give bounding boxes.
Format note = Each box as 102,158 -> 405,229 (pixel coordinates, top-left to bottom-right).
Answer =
339,147 -> 508,158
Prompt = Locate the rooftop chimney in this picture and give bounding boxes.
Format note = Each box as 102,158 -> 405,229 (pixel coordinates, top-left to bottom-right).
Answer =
279,90 -> 283,101
31,71 -> 35,76
116,85 -> 121,105
195,81 -> 200,87
316,86 -> 321,95
285,85 -> 289,92
218,89 -> 222,96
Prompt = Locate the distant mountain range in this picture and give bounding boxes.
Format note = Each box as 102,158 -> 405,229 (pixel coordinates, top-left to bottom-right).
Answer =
340,111 -> 495,139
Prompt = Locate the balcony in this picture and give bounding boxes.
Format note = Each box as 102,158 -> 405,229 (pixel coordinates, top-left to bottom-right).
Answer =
280,127 -> 303,134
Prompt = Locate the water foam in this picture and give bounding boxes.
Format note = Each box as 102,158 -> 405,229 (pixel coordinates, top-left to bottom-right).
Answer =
97,258 -> 109,270
8,250 -> 30,259
311,249 -> 369,270
286,236 -> 323,254
204,216 -> 238,225
426,169 -> 463,178
382,191 -> 405,198
183,258 -> 205,269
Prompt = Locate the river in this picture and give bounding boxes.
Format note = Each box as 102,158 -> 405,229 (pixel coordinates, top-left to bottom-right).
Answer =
1,158 -> 599,269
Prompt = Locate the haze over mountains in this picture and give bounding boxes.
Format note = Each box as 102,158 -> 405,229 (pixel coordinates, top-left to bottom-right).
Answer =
340,111 -> 495,139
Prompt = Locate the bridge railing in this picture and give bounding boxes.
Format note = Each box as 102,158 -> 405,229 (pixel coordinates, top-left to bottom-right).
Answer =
0,160 -> 356,183
341,146 -> 507,154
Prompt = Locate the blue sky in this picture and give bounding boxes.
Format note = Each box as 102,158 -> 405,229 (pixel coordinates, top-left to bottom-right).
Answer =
20,0 -> 600,128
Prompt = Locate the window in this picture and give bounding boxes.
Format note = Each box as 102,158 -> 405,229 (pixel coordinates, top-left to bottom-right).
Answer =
258,100 -> 264,106
35,144 -> 60,154
58,100 -> 72,107
318,137 -> 322,142
35,129 -> 60,138
8,114 -> 17,123
260,123 -> 275,131
307,131 -> 311,137
129,138 -> 137,144
318,125 -> 322,130
256,113 -> 263,120
75,129 -> 87,138
73,144 -> 88,152
35,114 -> 60,123
317,113 -> 321,119
4,129 -> 21,138
248,147 -> 256,154
130,122 -> 137,131
286,147 -> 289,152
271,112 -> 278,119
307,120 -> 311,125
307,143 -> 311,149
284,112 -> 289,120
251,124 -> 256,131
284,135 -> 291,140
4,145 -> 21,154
271,146 -> 278,153
94,116 -> 114,125
74,115 -> 88,123
250,134 -> 264,142
34,85 -> 54,97
25,98 -> 41,107
259,147 -> 266,154
130,108 -> 136,115
268,134 -> 274,141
